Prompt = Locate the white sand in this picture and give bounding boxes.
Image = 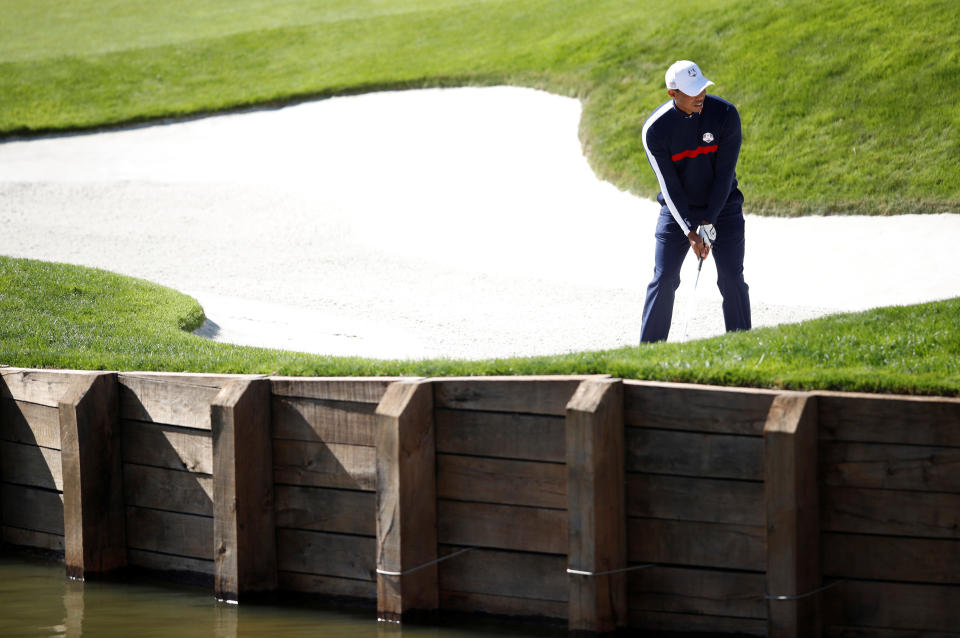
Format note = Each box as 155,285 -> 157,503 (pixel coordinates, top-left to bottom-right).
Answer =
1,86 -> 958,360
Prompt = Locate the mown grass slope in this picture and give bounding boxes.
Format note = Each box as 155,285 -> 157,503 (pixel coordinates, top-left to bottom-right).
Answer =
3,257 -> 957,396
1,0 -> 958,214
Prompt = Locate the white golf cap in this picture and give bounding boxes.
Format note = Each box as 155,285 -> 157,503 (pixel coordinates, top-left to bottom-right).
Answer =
665,60 -> 714,95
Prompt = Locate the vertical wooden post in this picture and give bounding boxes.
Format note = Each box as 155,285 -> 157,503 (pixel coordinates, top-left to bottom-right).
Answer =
566,377 -> 627,634
212,377 -> 277,602
59,372 -> 126,579
375,379 -> 436,622
764,393 -> 821,638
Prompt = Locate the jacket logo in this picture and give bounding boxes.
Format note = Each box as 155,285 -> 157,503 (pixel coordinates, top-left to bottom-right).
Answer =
703,132 -> 714,143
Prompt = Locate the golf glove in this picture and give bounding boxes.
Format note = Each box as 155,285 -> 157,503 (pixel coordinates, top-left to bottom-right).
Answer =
698,223 -> 716,247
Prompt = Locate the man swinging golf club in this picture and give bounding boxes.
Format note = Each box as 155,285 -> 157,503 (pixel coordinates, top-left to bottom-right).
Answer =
638,60 -> 751,343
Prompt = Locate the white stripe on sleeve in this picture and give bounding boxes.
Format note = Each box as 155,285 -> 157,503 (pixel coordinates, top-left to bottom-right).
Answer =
641,102 -> 691,235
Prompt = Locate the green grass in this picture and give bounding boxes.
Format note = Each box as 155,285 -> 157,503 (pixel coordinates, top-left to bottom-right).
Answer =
1,1 -> 958,394
1,0 -> 958,214
3,256 -> 957,396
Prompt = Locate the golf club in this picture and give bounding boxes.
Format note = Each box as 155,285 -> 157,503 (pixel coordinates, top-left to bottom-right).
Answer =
680,224 -> 714,342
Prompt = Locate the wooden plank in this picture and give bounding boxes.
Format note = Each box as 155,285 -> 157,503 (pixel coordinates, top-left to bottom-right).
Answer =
627,565 -> 766,620
438,500 -> 567,555
269,377 -> 406,403
628,518 -> 766,572
440,590 -> 567,620
121,420 -> 212,474
821,441 -> 960,493
818,392 -> 960,447
0,484 -> 64,535
59,372 -> 126,579
823,628 -> 960,638
822,532 -> 960,584
438,545 -> 568,602
626,474 -> 765,526
122,464 -> 213,517
276,528 -> 375,581
212,378 -> 277,601
624,380 -> 777,435
274,485 -> 376,536
127,549 -> 215,577
0,441 -> 62,491
375,379 -> 437,620
0,399 -> 61,448
435,409 -> 565,462
626,427 -> 763,480
629,609 -> 767,636
273,440 -> 375,491
432,376 -> 588,415
764,393 -> 820,638
278,571 -> 377,600
125,506 -> 212,560
2,525 -> 64,552
118,373 -> 227,429
271,395 -> 376,446
566,377 -> 627,633
0,369 -> 95,407
823,580 -> 960,633
822,486 -> 960,538
436,455 -> 566,509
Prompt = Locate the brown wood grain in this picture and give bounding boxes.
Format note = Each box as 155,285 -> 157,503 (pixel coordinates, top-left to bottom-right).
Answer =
817,392 -> 960,447
626,427 -> 763,480
626,473 -> 765,526
763,393 -> 820,638
436,454 -> 566,509
375,380 -> 438,619
432,376 -> 588,415
822,532 -> 960,584
274,485 -> 375,536
624,380 -> 777,435
438,500 -> 567,555
438,545 -> 567,602
821,486 -> 960,538
125,506 -> 212,560
627,565 -> 766,620
0,399 -> 61,448
628,517 -> 766,572
211,378 -> 277,601
820,441 -> 960,492
0,441 -> 62,491
271,395 -> 377,446
1,483 -> 64,534
276,528 -> 375,581
118,373 -> 227,429
823,580 -> 960,633
122,463 -> 213,517
566,377 -> 627,633
270,377 -> 404,403
435,408 -> 565,462
273,440 -> 375,491
121,420 -> 212,474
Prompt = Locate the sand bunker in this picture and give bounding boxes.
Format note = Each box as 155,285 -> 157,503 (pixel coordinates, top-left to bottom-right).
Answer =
1,86 -> 958,359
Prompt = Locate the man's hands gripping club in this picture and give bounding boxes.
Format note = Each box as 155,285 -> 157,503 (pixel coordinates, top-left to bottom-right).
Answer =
687,223 -> 716,260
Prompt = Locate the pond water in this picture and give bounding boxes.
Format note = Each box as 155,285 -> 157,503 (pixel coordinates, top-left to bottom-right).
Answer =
0,552 -> 566,638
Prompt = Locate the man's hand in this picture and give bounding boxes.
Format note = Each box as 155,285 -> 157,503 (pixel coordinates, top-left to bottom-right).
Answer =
687,229 -> 711,260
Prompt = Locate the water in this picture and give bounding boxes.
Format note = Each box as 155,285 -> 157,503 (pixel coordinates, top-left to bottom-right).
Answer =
0,553 -> 565,638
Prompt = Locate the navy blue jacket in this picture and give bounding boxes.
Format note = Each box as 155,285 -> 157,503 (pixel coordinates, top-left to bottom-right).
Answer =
641,94 -> 742,234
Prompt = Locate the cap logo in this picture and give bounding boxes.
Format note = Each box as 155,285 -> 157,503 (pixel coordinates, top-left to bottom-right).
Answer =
688,68 -> 698,77
703,132 -> 714,143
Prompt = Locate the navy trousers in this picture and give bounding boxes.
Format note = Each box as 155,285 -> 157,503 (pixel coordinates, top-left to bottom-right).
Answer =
639,204 -> 751,343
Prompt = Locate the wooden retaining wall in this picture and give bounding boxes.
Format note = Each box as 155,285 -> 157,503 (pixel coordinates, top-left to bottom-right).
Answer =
1,366 -> 958,637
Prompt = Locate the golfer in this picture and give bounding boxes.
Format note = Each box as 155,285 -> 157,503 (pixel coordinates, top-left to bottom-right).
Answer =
639,60 -> 751,343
